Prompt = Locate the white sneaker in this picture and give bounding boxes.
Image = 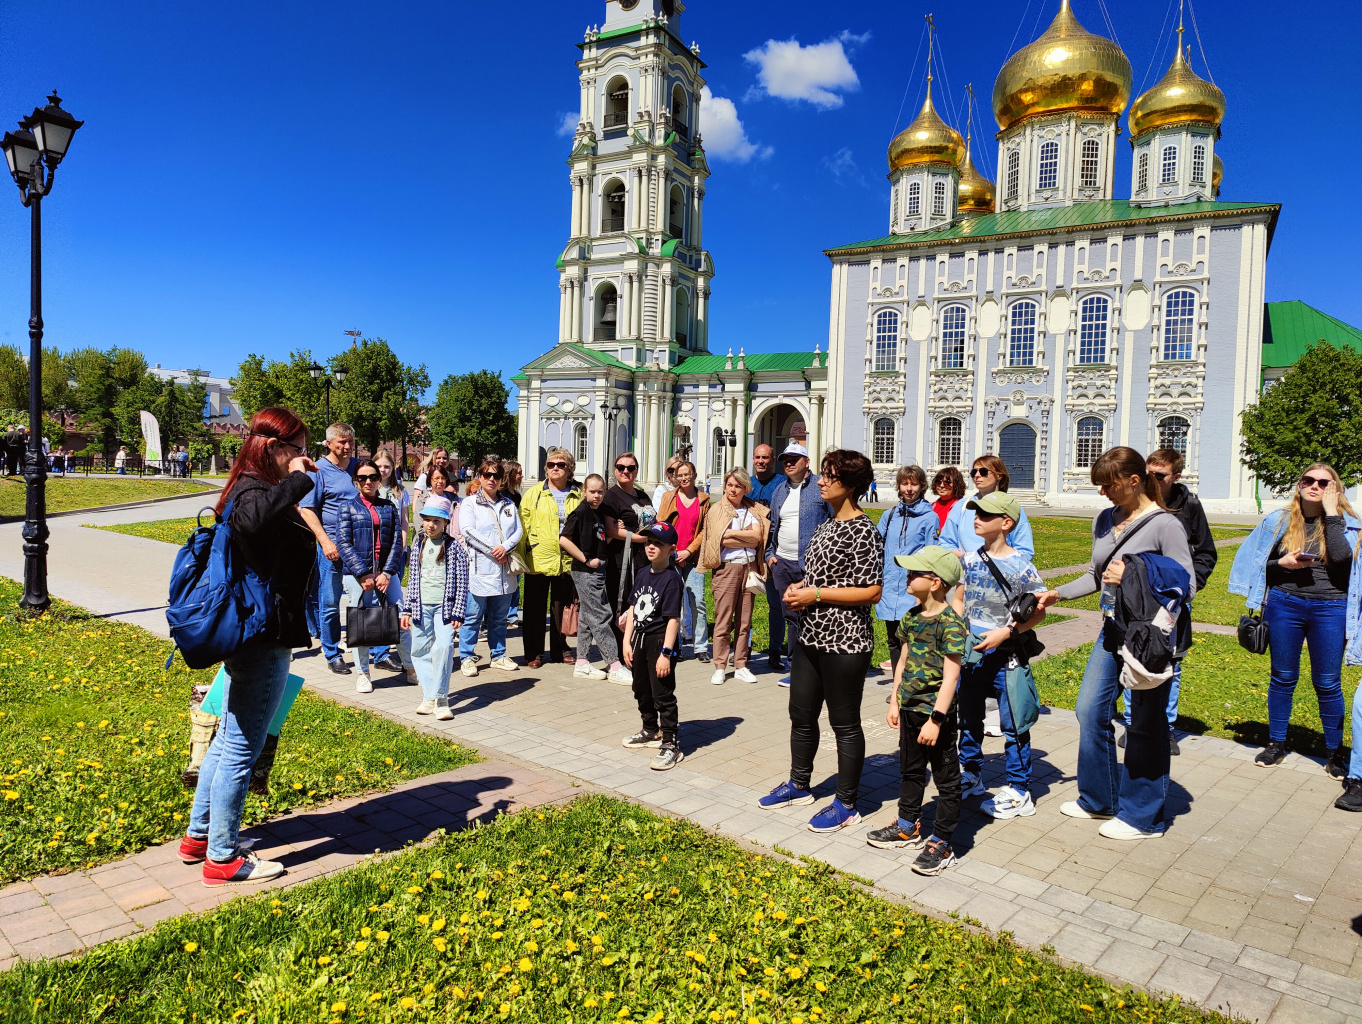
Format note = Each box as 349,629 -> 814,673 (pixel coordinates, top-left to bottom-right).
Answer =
415,698 -> 436,715
460,659 -> 479,678
734,667 -> 758,684
490,656 -> 519,672
960,772 -> 986,798
982,787 -> 1036,819
574,661 -> 607,680
1060,800 -> 1113,820
355,674 -> 373,694
434,704 -> 454,721
984,724 -> 1004,738
1098,818 -> 1163,841
608,666 -> 633,686
710,669 -> 727,686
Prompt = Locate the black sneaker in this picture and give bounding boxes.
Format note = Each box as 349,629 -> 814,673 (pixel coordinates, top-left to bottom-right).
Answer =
1326,748 -> 1348,780
1336,780 -> 1362,812
622,729 -> 663,749
1116,726 -> 1126,749
1169,729 -> 1181,757
911,837 -> 955,876
866,820 -> 923,850
651,742 -> 684,771
327,657 -> 352,676
696,651 -> 711,663
1255,741 -> 1287,767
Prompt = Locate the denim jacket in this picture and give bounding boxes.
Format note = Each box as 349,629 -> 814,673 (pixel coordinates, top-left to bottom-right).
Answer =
768,476 -> 833,567
334,494 -> 404,581
874,498 -> 940,621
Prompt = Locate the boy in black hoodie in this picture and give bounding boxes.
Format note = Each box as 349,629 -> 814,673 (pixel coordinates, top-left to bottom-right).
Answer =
1118,447 -> 1217,755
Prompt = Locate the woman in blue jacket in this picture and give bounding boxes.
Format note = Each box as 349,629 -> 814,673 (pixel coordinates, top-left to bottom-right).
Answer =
336,459 -> 406,695
875,465 -> 940,672
1229,463 -> 1358,781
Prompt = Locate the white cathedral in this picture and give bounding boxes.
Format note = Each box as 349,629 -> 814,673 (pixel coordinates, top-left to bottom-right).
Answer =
515,0 -> 1313,513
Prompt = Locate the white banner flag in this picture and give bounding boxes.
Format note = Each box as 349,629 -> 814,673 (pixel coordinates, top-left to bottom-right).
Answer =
139,410 -> 162,467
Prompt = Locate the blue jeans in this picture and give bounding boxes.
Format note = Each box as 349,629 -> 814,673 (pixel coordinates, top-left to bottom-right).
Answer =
1264,589 -> 1346,749
1123,661 -> 1182,728
188,644 -> 291,861
460,591 -> 513,660
1349,681 -> 1362,779
958,651 -> 1032,793
410,603 -> 457,704
314,550 -> 345,661
680,566 -> 709,652
1075,635 -> 1171,832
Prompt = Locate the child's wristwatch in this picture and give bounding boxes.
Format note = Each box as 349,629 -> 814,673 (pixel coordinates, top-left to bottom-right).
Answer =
661,647 -> 677,658
930,709 -> 947,725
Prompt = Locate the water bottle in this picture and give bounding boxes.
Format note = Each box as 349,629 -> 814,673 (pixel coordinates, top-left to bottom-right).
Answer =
1100,581 -> 1118,618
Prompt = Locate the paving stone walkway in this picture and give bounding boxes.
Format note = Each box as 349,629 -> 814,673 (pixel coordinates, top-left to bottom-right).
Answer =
1,501 -> 1358,1024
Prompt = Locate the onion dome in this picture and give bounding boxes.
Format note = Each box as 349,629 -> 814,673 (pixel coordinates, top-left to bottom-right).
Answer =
888,81 -> 965,172
1128,40 -> 1226,139
1211,152 -> 1224,197
956,134 -> 995,214
992,0 -> 1133,132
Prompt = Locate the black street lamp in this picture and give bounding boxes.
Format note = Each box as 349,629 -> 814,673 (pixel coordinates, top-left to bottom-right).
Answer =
308,362 -> 347,426
1,92 -> 83,614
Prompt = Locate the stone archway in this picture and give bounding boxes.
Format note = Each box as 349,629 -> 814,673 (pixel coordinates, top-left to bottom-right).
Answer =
753,402 -> 807,458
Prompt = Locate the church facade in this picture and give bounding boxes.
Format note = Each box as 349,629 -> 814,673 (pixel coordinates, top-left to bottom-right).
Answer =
518,0 -> 1282,513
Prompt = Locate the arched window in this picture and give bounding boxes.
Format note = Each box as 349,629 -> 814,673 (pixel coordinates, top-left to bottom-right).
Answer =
1075,417 -> 1104,468
1006,151 -> 1020,201
602,178 -> 626,232
1078,295 -> 1109,364
1161,145 -> 1178,184
1137,151 -> 1149,193
1163,290 -> 1197,360
1192,143 -> 1206,183
574,423 -> 589,466
873,418 -> 895,464
668,184 -> 685,238
932,180 -> 946,217
674,288 -> 690,347
907,181 -> 921,216
1080,139 -> 1100,189
1159,415 -> 1191,455
1037,141 -> 1059,190
1008,301 -> 1037,366
594,283 -> 618,342
671,84 -> 689,138
940,305 -> 967,369
605,76 -> 630,128
937,417 -> 962,467
874,309 -> 899,372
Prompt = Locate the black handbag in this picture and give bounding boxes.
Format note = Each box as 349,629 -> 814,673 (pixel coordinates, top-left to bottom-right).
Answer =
347,598 -> 400,648
1237,612 -> 1269,655
977,550 -> 1045,661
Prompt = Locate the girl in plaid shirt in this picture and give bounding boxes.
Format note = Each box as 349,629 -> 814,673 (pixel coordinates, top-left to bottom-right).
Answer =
397,496 -> 469,720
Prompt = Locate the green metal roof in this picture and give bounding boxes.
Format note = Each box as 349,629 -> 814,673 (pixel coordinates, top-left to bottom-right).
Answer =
673,352 -> 823,376
660,239 -> 680,258
521,344 -> 633,374
1262,301 -> 1362,369
825,200 -> 1279,256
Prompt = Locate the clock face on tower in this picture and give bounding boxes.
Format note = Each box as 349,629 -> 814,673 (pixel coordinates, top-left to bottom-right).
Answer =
619,0 -> 638,9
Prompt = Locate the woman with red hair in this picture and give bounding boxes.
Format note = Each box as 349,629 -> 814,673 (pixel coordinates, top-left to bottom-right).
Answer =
180,407 -> 317,886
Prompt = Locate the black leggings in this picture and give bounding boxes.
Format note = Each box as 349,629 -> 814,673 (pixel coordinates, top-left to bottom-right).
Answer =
789,644 -> 871,805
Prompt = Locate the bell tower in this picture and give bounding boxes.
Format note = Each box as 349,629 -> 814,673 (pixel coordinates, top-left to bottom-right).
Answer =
557,0 -> 713,367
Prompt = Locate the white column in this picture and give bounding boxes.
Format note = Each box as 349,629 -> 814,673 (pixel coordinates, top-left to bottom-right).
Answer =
661,276 -> 672,344
634,391 -> 648,471
526,392 -> 541,477
810,394 -> 824,461
570,177 -> 582,238
692,184 -> 705,250
648,393 -> 662,484
568,280 -> 580,342
593,396 -> 608,477
517,386 -> 532,467
558,281 -> 568,343
736,388 -> 750,468
618,274 -> 631,340
580,175 -> 592,238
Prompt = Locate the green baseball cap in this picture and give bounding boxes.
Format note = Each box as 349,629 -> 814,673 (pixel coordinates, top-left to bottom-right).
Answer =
966,491 -> 1021,522
893,544 -> 962,587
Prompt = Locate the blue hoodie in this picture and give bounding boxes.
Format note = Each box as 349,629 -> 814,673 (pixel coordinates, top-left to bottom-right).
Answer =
874,498 -> 941,621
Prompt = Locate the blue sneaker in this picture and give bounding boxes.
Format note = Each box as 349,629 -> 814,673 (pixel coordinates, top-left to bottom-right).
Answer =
757,780 -> 815,810
808,797 -> 861,833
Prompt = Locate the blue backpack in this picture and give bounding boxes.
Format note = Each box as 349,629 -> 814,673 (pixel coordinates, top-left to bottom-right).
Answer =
166,502 -> 274,669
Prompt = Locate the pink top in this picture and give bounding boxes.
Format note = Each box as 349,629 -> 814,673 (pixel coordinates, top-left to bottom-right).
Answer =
361,495 -> 382,566
674,491 -> 703,551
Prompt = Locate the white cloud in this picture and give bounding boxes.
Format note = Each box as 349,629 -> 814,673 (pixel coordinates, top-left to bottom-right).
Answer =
556,112 -> 580,137
743,30 -> 866,109
822,147 -> 861,184
698,86 -> 771,163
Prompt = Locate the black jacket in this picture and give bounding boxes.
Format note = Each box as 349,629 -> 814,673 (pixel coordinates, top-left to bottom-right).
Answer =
224,471 -> 316,649
1166,483 -> 1217,591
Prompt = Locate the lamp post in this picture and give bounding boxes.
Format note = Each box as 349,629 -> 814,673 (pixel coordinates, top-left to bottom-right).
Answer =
1,92 -> 83,613
307,362 -> 347,427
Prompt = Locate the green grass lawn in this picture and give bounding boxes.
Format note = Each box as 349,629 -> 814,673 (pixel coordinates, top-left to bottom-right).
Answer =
1033,630 -> 1357,755
0,477 -> 215,518
88,516 -> 203,546
0,797 -> 1225,1024
0,577 -> 477,883
1049,557 -> 1245,626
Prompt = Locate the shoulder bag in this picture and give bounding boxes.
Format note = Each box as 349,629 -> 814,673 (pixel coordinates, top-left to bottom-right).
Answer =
1238,515 -> 1285,654
346,588 -> 400,648
976,549 -> 1044,661
737,509 -> 767,596
493,500 -> 529,576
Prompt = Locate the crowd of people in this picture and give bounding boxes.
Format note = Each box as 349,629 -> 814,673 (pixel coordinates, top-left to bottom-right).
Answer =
179,405 -> 1362,885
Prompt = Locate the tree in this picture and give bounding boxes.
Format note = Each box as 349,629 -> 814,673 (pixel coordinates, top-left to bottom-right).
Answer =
231,350 -> 330,442
1240,342 -> 1362,491
428,370 -> 516,463
0,345 -> 25,409
331,338 -> 430,456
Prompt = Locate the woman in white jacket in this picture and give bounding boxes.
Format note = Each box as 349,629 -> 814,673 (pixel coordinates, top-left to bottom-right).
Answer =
457,455 -> 524,676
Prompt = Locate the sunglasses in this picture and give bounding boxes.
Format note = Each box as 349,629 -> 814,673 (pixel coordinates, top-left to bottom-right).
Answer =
970,468 -> 993,478
356,473 -> 380,482
615,464 -> 638,473
545,461 -> 568,469
974,510 -> 1004,522
1149,471 -> 1170,481
906,570 -> 940,582
480,471 -> 499,479
1300,475 -> 1332,489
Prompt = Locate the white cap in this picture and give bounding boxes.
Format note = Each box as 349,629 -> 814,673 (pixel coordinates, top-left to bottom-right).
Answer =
780,441 -> 809,459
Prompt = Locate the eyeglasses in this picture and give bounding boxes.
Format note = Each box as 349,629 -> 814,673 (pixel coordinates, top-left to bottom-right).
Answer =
545,461 -> 568,470
1300,474 -> 1332,489
615,463 -> 638,473
356,473 -> 380,482
970,468 -> 993,478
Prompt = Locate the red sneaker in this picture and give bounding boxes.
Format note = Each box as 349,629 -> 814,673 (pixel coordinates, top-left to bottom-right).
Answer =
178,835 -> 255,864
202,851 -> 285,887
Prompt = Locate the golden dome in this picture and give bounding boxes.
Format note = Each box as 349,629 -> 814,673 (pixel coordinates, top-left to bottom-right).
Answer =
956,136 -> 995,214
888,82 -> 965,172
1129,41 -> 1225,139
1211,152 -> 1223,196
992,0 -> 1132,131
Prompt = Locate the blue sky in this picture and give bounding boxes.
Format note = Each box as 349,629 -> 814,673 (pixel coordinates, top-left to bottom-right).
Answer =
0,0 -> 1357,410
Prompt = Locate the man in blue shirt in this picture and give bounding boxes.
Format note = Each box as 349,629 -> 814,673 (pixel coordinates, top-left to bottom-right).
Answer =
747,444 -> 785,669
298,423 -> 359,675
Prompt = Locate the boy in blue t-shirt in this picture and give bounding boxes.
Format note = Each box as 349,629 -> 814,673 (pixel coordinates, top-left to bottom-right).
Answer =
621,522 -> 685,771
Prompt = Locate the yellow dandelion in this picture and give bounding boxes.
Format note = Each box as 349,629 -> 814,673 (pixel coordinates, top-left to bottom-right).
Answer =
400,996 -> 416,1010
418,914 -> 430,925
376,931 -> 390,941
433,937 -> 447,952
585,998 -> 598,1009
519,957 -> 533,973
499,1003 -> 510,1015
317,956 -> 332,966
432,918 -> 446,932
430,870 -> 444,879
2,791 -> 17,801
492,932 -> 504,940
525,941 -> 539,953
354,941 -> 368,952
330,1001 -> 347,1013
361,926 -> 372,938
183,942 -> 198,953
406,886 -> 421,894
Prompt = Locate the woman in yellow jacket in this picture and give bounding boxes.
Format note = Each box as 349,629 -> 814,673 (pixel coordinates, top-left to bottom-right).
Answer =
520,447 -> 582,668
